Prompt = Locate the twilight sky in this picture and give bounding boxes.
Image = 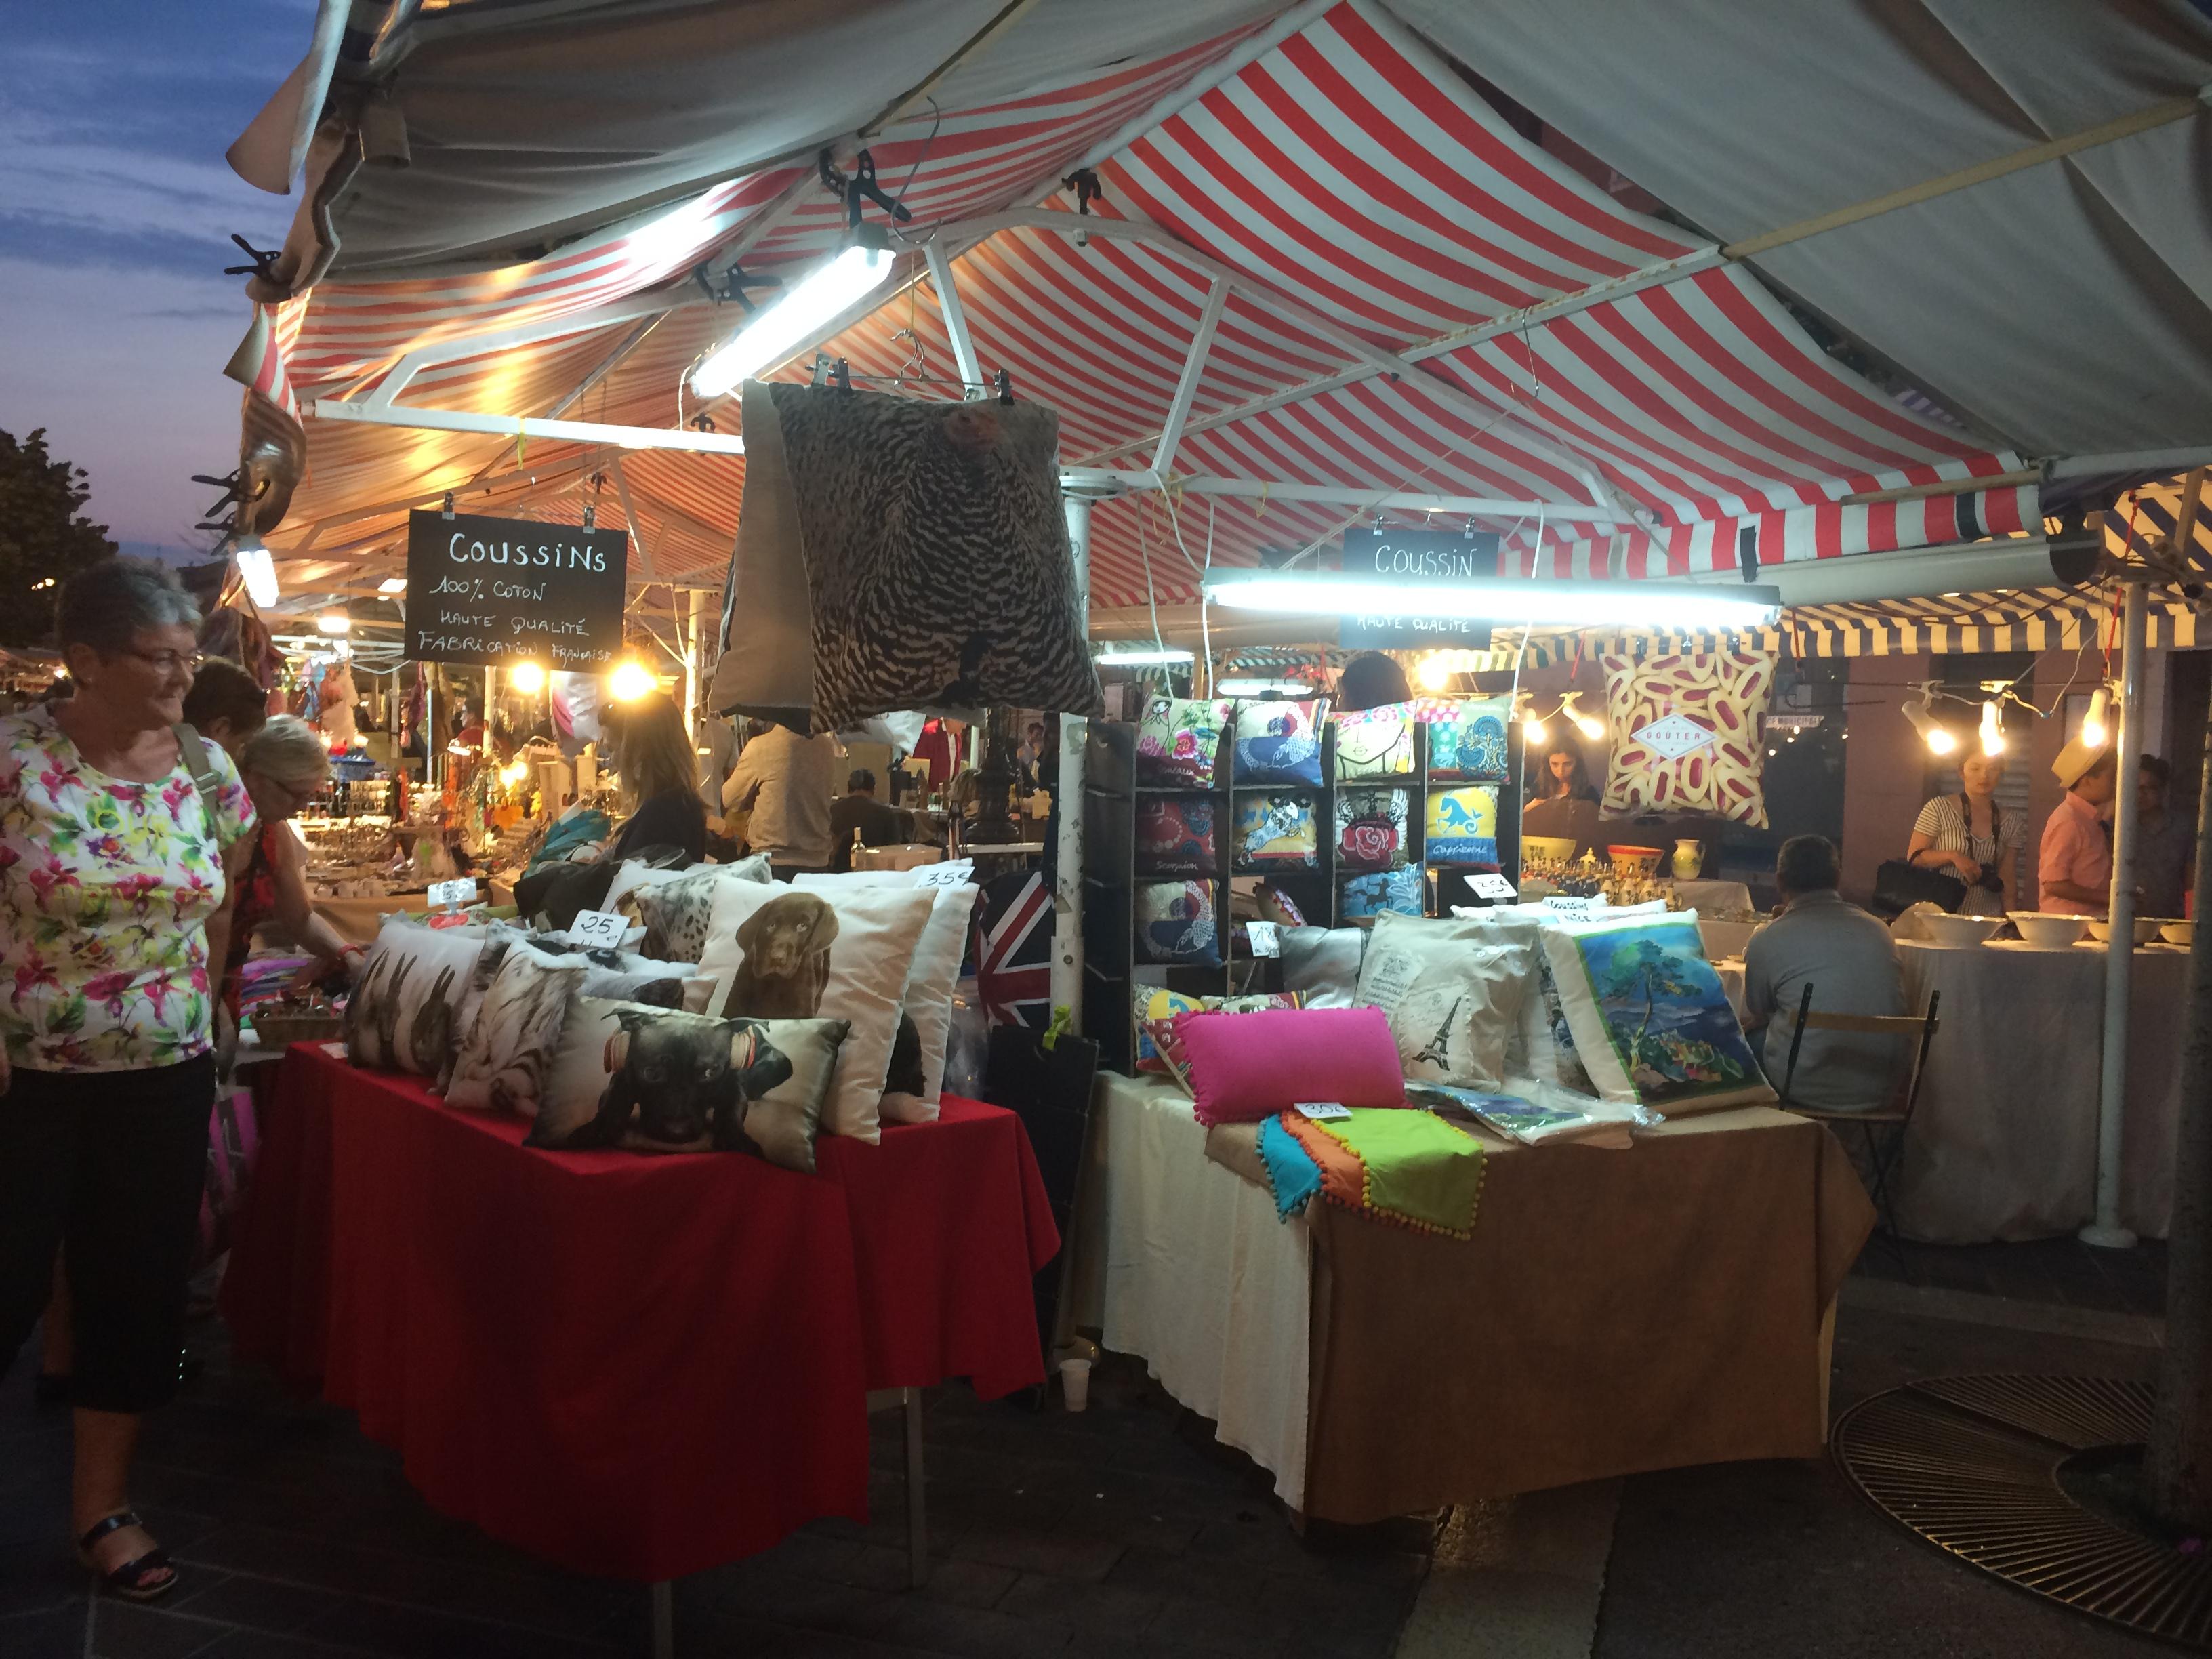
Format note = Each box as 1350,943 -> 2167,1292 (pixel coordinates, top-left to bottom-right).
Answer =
0,1 -> 314,558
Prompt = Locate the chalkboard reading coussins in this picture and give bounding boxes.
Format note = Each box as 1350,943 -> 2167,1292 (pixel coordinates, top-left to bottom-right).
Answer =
405,510 -> 628,671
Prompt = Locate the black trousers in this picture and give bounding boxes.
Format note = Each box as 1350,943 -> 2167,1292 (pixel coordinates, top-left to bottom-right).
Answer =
0,1056 -> 213,1413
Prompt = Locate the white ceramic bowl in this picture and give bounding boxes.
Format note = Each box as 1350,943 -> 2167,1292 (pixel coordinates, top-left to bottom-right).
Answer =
2161,920 -> 2196,947
2009,911 -> 2089,949
2085,917 -> 2163,946
1921,912 -> 2002,948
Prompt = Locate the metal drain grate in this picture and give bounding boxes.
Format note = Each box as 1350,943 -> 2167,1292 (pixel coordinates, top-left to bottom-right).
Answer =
1833,1375 -> 2212,1648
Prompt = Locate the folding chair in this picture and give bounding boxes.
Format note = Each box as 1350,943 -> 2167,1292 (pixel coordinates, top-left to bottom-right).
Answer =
1778,983 -> 1941,1275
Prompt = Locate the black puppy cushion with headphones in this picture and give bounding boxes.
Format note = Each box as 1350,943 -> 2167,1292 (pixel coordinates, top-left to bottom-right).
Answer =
531,994 -> 848,1172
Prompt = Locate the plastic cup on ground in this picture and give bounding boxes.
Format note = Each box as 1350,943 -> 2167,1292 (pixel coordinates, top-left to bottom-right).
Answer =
1059,1357 -> 1092,1412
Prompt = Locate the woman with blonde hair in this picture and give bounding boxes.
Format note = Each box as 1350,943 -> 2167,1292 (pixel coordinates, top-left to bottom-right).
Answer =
603,693 -> 706,863
218,714 -> 365,1012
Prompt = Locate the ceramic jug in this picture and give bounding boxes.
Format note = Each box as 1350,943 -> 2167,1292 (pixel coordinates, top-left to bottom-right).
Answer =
1671,838 -> 1702,880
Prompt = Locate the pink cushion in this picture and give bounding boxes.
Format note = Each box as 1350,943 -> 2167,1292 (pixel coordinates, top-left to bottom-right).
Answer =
1172,1006 -> 1405,1126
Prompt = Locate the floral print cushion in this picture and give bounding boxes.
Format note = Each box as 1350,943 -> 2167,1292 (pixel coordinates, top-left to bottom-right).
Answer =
1135,797 -> 1217,876
1231,697 -> 1328,786
1334,787 -> 1411,871
1136,880 -> 1222,966
1415,695 -> 1512,781
1136,697 -> 1232,788
1233,793 -> 1318,869
1425,785 -> 1500,865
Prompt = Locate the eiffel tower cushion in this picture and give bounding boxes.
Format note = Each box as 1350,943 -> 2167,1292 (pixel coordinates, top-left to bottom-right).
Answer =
1355,912 -> 1536,1091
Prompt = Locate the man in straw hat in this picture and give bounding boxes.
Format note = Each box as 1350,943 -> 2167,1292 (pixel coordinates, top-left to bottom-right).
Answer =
2039,740 -> 2120,916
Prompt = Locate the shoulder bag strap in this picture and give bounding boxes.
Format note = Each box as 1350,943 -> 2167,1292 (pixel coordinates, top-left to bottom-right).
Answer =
171,723 -> 226,841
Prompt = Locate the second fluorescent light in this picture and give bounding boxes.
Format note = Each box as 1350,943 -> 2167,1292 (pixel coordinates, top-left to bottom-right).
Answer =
1202,569 -> 1783,630
1095,646 -> 1194,665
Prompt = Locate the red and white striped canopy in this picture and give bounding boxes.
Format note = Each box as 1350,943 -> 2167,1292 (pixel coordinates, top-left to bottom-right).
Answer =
239,0 -> 2046,617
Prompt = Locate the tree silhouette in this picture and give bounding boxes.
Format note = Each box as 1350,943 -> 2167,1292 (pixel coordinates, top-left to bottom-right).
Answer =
0,429 -> 117,647
1603,939 -> 1699,1048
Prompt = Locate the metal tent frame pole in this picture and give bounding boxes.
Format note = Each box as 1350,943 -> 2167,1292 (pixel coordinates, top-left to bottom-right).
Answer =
2083,580 -> 2147,1250
1052,494 -> 1092,1029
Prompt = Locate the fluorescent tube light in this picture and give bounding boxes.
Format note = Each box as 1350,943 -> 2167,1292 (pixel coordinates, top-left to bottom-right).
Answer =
232,537 -> 279,608
1217,678 -> 1307,696
316,613 -> 352,635
1201,569 -> 1783,630
1094,646 -> 1194,665
690,240 -> 897,398
378,577 -> 408,595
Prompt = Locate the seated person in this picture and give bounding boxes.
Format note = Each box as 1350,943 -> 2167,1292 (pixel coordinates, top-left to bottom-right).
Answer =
829,768 -> 906,872
1740,835 -> 1907,1113
602,693 -> 707,865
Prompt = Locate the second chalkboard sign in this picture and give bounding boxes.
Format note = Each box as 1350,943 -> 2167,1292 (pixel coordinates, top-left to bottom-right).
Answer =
404,509 -> 628,671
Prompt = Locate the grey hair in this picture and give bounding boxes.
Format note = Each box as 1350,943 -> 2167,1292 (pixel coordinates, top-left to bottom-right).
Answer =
56,557 -> 200,654
241,714 -> 329,791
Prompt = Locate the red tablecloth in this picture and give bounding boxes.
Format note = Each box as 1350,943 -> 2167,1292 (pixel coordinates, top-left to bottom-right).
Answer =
221,1044 -> 1057,1580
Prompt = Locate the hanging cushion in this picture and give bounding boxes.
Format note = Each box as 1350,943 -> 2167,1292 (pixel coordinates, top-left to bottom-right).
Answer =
445,945 -> 589,1115
793,871 -> 981,1124
1134,797 -> 1217,876
532,994 -> 848,1170
1340,867 -> 1425,920
697,880 -> 936,1143
1335,787 -> 1412,871
1135,880 -> 1221,966
1231,697 -> 1329,785
1425,785 -> 1500,865
344,918 -> 489,1079
1601,650 -> 1775,825
1330,701 -> 1418,779
1173,1006 -> 1404,1127
1414,695 -> 1512,781
1538,912 -> 1774,1115
716,380 -> 1102,732
1136,696 -> 1231,787
1233,793 -> 1319,869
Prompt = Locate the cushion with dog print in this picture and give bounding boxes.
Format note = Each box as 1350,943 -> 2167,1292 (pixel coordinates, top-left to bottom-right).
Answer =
343,917 -> 491,1079
792,871 -> 980,1124
444,944 -> 590,1115
628,857 -> 774,962
531,994 -> 848,1171
698,880 -> 936,1143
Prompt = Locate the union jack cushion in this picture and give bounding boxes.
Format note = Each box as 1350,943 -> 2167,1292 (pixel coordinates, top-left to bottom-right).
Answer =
973,871 -> 1053,1029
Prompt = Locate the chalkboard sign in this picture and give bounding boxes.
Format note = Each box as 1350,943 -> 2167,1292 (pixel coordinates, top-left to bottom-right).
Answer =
1338,527 -> 1500,651
404,510 -> 627,671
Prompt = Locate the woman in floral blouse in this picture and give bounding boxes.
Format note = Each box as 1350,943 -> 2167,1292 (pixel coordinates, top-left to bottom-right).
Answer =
0,559 -> 257,1600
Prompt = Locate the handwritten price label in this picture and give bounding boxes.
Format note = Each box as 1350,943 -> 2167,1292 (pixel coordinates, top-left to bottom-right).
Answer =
914,859 -> 975,889
567,909 -> 630,949
1294,1101 -> 1351,1121
1467,873 -> 1518,901
426,878 -> 476,909
1246,921 -> 1281,958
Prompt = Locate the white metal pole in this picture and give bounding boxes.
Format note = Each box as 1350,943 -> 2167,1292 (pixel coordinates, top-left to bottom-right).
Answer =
1052,495 -> 1092,1029
2083,580 -> 2146,1249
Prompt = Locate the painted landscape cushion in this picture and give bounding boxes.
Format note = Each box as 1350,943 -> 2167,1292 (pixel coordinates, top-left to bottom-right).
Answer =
1538,914 -> 1773,1114
1601,651 -> 1774,825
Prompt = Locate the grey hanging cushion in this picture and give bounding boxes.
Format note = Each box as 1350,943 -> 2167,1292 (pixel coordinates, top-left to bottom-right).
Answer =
742,381 -> 1102,733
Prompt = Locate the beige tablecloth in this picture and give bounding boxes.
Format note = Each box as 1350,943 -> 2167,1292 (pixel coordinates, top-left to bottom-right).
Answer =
311,895 -> 429,945
1887,940 -> 2187,1244
1067,1074 -> 1868,1521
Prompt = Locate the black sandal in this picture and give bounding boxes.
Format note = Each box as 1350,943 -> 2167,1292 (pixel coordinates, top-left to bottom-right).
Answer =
77,1511 -> 176,1601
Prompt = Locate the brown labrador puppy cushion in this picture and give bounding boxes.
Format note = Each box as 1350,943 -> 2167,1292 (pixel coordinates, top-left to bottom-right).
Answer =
699,881 -> 936,1143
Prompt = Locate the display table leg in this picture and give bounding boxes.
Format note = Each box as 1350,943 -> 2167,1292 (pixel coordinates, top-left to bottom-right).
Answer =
649,1580 -> 673,1659
903,1386 -> 928,1589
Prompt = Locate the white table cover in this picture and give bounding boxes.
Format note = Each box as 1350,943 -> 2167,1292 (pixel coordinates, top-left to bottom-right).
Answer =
1065,1073 -> 1311,1508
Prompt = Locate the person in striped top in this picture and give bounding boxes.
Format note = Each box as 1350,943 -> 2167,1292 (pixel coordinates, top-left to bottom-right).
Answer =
1904,752 -> 2024,915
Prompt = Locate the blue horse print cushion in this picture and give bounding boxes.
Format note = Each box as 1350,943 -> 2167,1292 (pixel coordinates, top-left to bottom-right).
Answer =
1340,867 -> 1425,920
1234,793 -> 1319,869
1424,785 -> 1500,865
1231,697 -> 1329,786
532,994 -> 851,1170
1538,916 -> 1774,1115
1136,880 -> 1223,966
1418,695 -> 1512,782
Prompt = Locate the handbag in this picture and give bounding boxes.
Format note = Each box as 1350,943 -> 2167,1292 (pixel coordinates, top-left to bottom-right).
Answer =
1872,858 -> 1966,919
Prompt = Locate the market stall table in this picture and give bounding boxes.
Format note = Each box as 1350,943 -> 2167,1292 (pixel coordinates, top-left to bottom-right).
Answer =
221,1044 -> 1057,1581
1063,1075 -> 1871,1521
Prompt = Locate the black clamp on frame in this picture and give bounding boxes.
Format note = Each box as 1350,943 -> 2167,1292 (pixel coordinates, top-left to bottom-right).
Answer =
821,149 -> 913,232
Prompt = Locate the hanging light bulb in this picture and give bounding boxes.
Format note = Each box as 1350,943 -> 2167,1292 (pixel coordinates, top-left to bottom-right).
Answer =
1979,698 -> 2005,756
1902,686 -> 1956,755
1416,653 -> 1452,693
1522,707 -> 1549,745
507,662 -> 547,695
607,660 -> 658,701
1561,691 -> 1605,741
2080,686 -> 2110,749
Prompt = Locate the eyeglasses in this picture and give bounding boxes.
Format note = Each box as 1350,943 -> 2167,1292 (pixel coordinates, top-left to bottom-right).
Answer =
122,649 -> 204,676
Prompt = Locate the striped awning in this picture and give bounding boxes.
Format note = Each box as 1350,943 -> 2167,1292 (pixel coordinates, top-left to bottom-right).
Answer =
234,0 -> 2068,618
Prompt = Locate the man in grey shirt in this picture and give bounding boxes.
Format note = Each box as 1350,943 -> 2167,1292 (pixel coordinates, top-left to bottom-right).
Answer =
722,720 -> 837,875
2135,755 -> 2196,921
1741,835 -> 1908,1112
